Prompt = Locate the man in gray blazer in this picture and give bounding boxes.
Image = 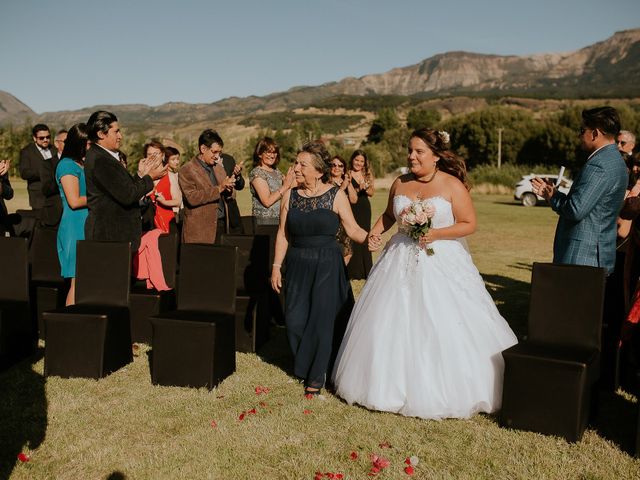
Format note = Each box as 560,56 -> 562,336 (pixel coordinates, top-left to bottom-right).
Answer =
533,106 -> 627,275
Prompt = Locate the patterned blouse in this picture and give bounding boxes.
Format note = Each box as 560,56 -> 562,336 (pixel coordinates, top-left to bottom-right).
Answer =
249,166 -> 284,225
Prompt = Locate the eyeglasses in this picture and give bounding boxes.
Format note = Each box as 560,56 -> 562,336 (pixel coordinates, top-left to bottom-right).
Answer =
330,163 -> 344,168
36,135 -> 51,140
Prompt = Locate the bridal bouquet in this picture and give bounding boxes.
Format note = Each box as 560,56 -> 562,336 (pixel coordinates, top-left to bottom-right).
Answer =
399,199 -> 436,255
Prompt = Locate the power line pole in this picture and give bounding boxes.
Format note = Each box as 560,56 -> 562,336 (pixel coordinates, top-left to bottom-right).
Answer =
497,127 -> 504,169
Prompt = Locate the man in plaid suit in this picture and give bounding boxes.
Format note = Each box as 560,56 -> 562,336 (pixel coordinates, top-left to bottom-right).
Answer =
533,106 -> 627,275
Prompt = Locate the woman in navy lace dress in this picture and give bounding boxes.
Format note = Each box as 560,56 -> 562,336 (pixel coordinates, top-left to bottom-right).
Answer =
271,141 -> 368,396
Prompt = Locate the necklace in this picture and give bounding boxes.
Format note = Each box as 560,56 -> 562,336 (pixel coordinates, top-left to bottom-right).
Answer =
414,168 -> 438,184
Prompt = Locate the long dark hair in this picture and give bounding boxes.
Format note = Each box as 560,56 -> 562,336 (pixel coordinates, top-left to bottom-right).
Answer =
349,149 -> 373,180
61,123 -> 89,164
409,128 -> 469,189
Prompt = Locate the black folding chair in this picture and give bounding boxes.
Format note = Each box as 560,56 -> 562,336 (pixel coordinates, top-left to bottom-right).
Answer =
43,241 -> 133,379
221,234 -> 270,352
29,225 -> 66,339
129,231 -> 179,343
150,244 -> 237,389
500,262 -> 606,442
0,237 -> 35,369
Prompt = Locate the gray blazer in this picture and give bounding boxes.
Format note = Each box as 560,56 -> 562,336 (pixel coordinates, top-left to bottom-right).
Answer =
550,143 -> 627,274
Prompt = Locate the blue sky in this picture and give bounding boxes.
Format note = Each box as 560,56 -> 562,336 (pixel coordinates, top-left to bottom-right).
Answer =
1,0 -> 638,113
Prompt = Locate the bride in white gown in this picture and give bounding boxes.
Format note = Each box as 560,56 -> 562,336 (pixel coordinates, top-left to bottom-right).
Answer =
332,128 -> 518,420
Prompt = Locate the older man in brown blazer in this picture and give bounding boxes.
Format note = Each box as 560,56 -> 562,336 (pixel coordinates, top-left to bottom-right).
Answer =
179,129 -> 236,244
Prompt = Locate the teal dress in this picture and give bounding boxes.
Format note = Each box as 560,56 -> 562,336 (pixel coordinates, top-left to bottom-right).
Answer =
56,158 -> 88,278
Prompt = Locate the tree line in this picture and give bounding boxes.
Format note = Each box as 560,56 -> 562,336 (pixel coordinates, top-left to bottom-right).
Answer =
2,101 -> 639,184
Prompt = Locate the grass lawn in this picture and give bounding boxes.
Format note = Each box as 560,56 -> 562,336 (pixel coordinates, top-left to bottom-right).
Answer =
1,181 -> 639,479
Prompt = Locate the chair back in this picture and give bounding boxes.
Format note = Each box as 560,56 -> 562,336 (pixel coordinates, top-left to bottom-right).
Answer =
75,241 -> 131,307
220,234 -> 269,295
240,216 -> 255,235
178,244 -> 237,314
0,237 -> 29,302
158,232 -> 179,289
528,262 -> 606,350
30,225 -> 63,283
254,224 -> 278,265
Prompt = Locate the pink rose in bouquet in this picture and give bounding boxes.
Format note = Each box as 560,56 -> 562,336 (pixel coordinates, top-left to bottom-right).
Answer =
399,199 -> 436,255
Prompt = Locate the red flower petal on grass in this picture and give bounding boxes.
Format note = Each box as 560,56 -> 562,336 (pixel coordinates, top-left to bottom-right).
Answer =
404,466 -> 415,475
238,412 -> 246,421
303,409 -> 313,415
349,451 -> 358,460
210,420 -> 218,428
248,408 -> 257,415
305,393 -> 314,400
335,474 -> 344,479
255,386 -> 271,395
379,441 -> 392,449
314,472 -> 324,480
17,453 -> 30,463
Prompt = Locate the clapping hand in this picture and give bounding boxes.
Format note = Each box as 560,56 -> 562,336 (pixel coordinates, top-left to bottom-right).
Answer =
232,160 -> 245,178
629,178 -> 640,198
0,159 -> 9,177
221,175 -> 236,192
530,177 -> 555,200
368,233 -> 383,252
139,155 -> 167,180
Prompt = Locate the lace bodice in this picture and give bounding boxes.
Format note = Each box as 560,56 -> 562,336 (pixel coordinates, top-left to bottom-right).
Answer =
290,187 -> 338,212
393,195 -> 454,229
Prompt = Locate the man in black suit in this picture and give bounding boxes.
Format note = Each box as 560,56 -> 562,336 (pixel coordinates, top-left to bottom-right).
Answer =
19,124 -> 57,214
84,111 -> 166,252
218,143 -> 245,234
39,129 -> 67,227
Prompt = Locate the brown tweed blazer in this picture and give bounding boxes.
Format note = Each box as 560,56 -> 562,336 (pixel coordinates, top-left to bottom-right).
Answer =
179,157 -> 228,244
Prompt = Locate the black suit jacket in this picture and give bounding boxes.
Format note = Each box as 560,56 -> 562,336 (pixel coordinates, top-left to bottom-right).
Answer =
221,153 -> 245,231
39,154 -> 63,226
19,143 -> 57,210
84,144 -> 154,252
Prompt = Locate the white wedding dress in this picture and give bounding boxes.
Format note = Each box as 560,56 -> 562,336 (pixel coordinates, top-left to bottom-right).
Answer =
332,195 -> 518,419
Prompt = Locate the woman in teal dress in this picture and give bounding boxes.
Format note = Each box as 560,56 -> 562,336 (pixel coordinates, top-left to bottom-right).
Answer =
55,123 -> 89,306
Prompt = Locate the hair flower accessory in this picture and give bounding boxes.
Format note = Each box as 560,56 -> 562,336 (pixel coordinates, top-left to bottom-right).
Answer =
438,131 -> 450,144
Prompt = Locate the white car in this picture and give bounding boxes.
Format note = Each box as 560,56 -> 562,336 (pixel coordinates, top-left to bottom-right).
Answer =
514,174 -> 573,207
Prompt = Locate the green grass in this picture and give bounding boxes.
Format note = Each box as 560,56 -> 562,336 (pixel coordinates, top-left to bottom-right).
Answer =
1,184 -> 639,479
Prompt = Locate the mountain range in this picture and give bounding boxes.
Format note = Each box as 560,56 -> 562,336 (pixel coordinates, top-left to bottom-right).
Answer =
1,28 -> 638,128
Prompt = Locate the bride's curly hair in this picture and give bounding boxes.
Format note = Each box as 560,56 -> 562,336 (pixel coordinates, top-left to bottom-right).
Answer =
410,128 -> 469,189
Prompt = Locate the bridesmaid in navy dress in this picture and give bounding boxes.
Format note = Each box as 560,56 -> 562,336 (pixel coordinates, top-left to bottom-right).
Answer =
270,141 -> 368,396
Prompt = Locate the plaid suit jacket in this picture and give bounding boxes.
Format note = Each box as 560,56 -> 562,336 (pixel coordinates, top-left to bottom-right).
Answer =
550,144 -> 627,274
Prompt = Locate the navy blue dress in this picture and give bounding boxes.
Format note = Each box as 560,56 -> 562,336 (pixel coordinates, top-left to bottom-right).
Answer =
285,187 -> 352,389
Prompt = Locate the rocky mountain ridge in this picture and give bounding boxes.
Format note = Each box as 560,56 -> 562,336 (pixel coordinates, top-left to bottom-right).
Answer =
1,29 -> 637,128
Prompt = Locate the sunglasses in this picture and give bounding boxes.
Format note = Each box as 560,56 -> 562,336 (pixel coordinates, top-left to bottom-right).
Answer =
330,163 -> 344,168
36,135 -> 51,140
